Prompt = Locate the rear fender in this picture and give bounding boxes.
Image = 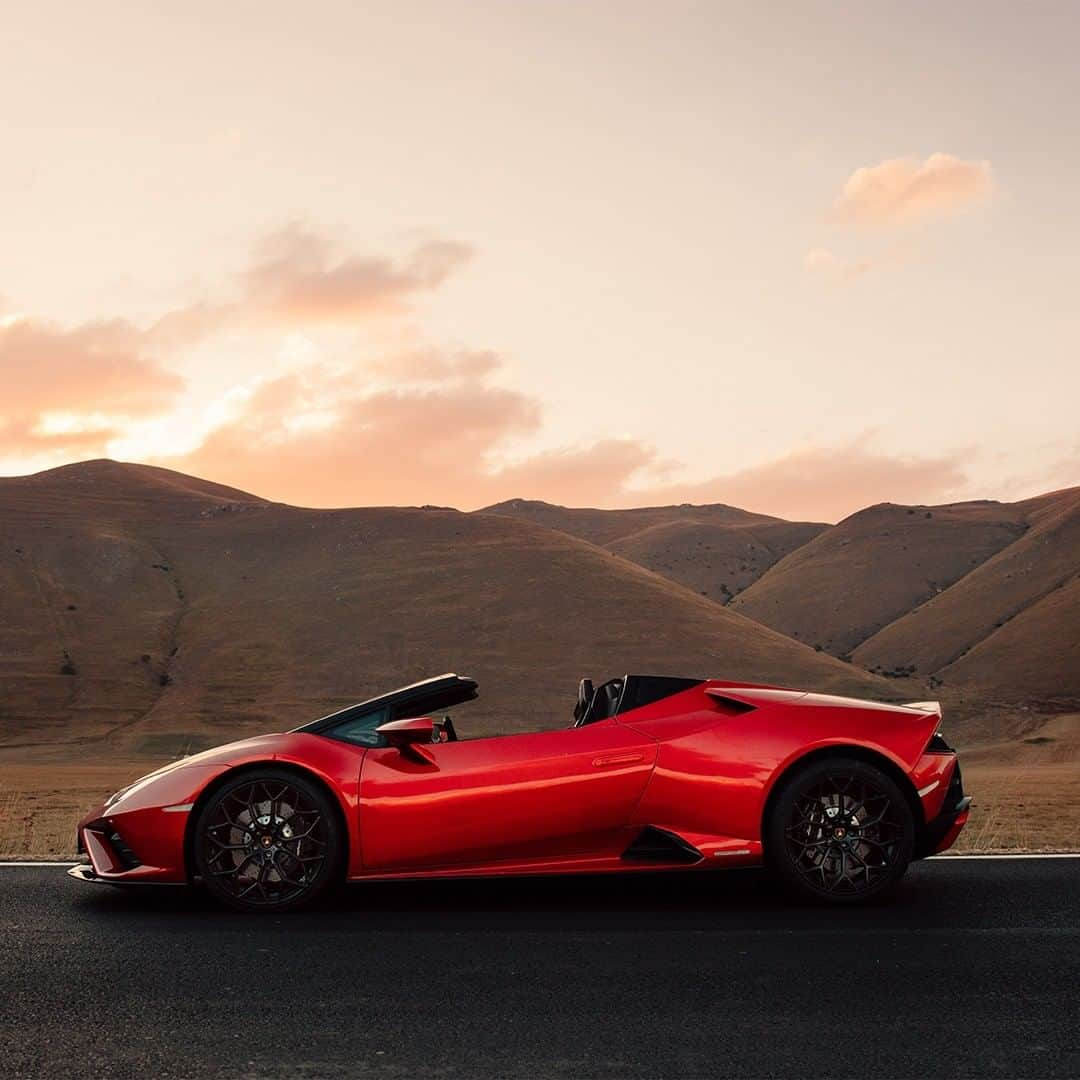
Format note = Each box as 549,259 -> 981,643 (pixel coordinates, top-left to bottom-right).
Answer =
760,742 -> 926,848
630,695 -> 939,845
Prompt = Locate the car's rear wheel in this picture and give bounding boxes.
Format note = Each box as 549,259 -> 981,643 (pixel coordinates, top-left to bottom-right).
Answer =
765,756 -> 914,904
194,768 -> 343,912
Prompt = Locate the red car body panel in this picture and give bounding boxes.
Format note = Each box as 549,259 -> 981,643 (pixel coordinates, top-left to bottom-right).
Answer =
74,676 -> 969,888
358,717 -> 657,871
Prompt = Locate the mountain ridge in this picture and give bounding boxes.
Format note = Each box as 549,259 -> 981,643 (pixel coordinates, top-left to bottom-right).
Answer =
482,486 -> 1080,705
480,498 -> 828,602
2,460 -> 1074,753
0,460 -> 888,764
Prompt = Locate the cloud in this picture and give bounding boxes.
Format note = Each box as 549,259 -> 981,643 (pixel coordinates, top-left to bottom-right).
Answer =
491,439 -> 662,507
242,224 -> 473,326
0,317 -> 183,455
167,359 -> 969,522
0,223 -> 980,523
0,224 -> 478,466
166,347 -> 666,510
829,153 -> 993,226
171,352 -> 545,507
646,436 -> 969,522
144,224 -> 474,348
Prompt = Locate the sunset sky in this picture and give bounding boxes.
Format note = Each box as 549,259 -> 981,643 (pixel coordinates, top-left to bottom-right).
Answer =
2,1 -> 1077,521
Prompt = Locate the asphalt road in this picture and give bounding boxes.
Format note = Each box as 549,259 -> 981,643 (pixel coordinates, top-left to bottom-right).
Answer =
1,858 -> 1077,1079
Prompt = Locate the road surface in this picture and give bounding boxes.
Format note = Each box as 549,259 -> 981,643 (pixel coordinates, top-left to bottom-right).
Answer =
1,857 -> 1077,1078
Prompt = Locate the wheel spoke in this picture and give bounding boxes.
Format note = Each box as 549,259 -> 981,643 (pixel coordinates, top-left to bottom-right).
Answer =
209,852 -> 256,877
271,851 -> 304,887
287,819 -> 324,841
207,838 -> 249,852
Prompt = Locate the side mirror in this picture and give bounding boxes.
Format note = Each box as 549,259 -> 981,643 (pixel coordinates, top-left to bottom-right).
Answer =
375,716 -> 439,763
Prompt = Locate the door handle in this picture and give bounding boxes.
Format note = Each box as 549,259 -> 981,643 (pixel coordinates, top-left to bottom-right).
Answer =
592,752 -> 645,768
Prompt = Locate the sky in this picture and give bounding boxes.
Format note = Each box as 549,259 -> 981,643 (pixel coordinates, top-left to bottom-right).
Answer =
1,1 -> 1077,522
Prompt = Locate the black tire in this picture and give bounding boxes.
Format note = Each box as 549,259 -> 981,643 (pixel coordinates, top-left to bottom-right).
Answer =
193,768 -> 343,912
764,756 -> 914,905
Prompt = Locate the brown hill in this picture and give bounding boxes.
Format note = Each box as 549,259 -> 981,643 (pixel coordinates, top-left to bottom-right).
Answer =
729,500 -> 1030,655
0,461 -> 888,765
938,576 -> 1079,703
481,499 -> 825,601
729,490 -> 1079,704
852,489 -> 1080,702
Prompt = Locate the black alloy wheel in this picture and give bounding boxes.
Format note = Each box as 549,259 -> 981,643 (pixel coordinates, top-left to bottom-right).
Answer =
765,756 -> 914,904
194,768 -> 342,912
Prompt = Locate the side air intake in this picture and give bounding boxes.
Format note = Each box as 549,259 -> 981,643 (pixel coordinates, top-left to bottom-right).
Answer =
621,826 -> 704,864
704,689 -> 758,716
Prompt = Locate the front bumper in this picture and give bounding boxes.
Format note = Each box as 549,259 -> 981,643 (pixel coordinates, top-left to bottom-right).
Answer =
73,811 -> 190,884
67,860 -> 177,887
72,764 -> 221,885
67,862 -> 103,884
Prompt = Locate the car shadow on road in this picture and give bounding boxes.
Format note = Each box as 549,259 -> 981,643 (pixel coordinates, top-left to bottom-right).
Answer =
70,861 -> 960,933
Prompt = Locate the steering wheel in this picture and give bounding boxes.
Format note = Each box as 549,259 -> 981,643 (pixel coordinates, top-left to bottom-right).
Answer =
573,679 -> 595,726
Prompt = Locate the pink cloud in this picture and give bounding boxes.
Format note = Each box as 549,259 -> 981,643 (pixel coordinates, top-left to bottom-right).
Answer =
166,350 -> 661,510
172,353 -> 544,507
145,225 -> 475,347
0,223 -> 980,523
242,224 -> 473,325
830,153 -> 993,226
645,437 -> 969,522
492,439 -> 662,507
165,353 -> 969,521
0,224 -> 478,464
0,317 -> 183,455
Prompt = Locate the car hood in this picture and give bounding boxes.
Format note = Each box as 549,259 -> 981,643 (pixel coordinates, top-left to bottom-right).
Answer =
126,733 -> 290,785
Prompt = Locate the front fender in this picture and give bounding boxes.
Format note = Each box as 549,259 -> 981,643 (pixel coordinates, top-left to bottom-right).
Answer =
78,764 -> 227,883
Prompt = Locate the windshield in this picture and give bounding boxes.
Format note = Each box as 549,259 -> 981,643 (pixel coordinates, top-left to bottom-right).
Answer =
328,706 -> 390,747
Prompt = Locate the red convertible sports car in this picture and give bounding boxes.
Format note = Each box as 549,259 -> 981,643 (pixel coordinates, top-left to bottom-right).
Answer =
70,673 -> 970,910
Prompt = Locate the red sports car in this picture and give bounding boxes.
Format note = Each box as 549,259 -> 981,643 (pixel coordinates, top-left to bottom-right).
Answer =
70,673 -> 970,910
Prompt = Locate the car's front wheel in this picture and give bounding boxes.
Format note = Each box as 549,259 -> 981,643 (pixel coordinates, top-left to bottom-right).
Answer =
765,756 -> 914,904
193,768 -> 343,912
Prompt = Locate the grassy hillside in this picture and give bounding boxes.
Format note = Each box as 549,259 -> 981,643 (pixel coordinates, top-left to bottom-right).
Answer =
852,489 -> 1080,702
481,499 -> 825,602
486,491 -> 1079,706
729,500 -> 1030,656
0,461 -> 887,766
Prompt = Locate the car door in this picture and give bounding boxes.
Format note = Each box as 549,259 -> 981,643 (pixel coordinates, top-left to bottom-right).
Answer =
358,717 -> 658,871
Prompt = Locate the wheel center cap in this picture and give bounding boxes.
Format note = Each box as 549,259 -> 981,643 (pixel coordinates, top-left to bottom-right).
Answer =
833,827 -> 846,839
260,834 -> 273,847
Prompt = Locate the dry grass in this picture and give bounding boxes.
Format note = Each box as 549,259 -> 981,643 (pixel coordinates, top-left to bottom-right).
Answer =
955,762 -> 1080,851
0,764 -> 143,858
484,500 -> 825,602
947,711 -> 1080,852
